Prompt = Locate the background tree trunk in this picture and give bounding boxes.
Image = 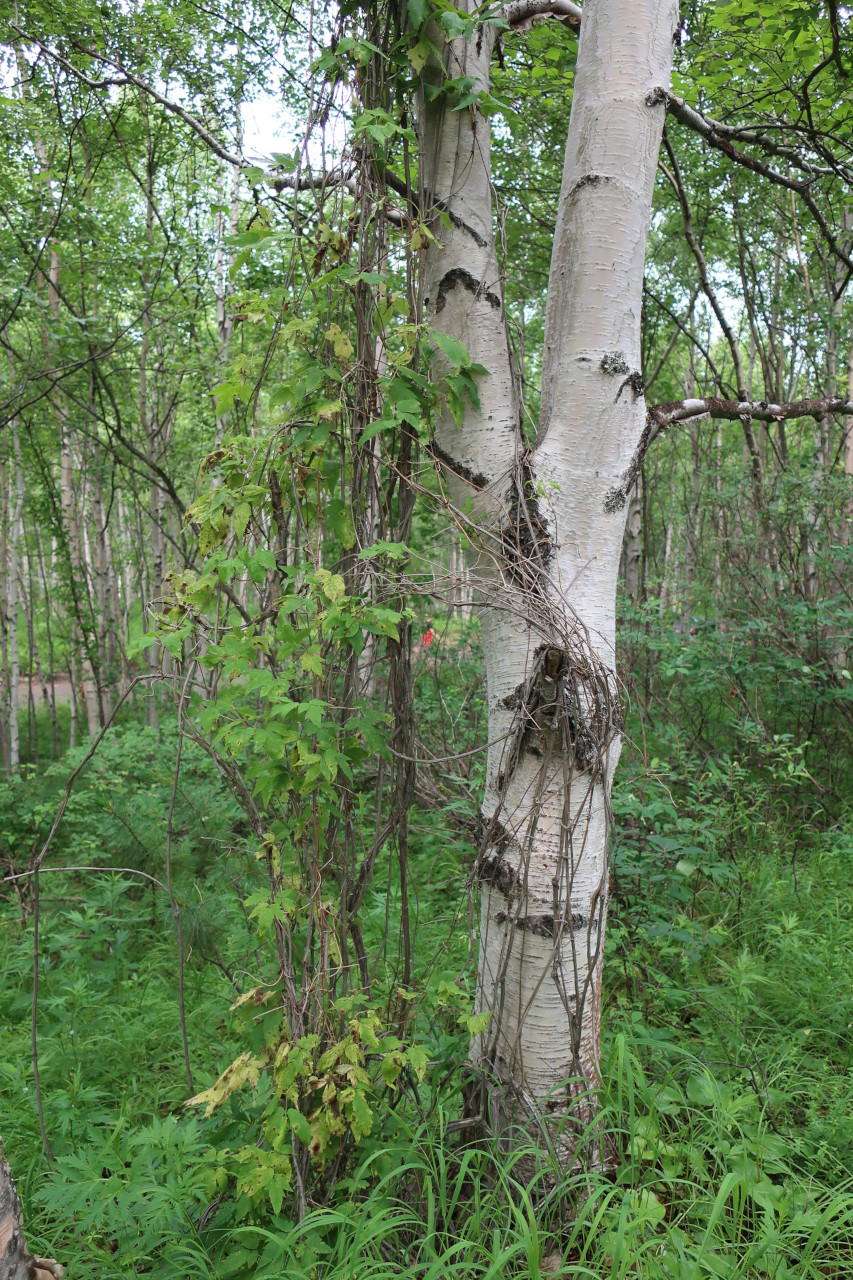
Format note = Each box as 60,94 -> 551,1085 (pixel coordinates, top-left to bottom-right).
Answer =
0,1140 -> 62,1279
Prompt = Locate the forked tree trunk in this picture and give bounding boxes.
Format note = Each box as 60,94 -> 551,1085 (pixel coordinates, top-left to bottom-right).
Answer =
422,0 -> 678,1156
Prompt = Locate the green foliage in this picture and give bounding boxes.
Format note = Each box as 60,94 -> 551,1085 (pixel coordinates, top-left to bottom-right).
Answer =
4,612 -> 853,1275
2,1 -> 853,1277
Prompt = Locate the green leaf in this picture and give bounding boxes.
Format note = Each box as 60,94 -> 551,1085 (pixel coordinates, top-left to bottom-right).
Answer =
233,503 -> 251,540
350,1090 -> 373,1138
361,417 -> 393,443
288,1108 -> 313,1145
407,0 -> 430,31
358,540 -> 409,562
431,329 -> 471,368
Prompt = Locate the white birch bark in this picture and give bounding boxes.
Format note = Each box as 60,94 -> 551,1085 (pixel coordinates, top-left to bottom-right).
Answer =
0,1139 -> 63,1279
8,419 -> 24,771
423,0 -> 678,1154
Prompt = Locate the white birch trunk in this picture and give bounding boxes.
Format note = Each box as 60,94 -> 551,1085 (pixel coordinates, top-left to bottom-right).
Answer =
0,1139 -> 63,1279
423,0 -> 678,1155
8,419 -> 24,771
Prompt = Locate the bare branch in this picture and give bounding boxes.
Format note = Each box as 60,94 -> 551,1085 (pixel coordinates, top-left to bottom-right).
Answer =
503,0 -> 581,33
651,396 -> 853,428
663,90 -> 853,285
660,136 -> 745,398
664,92 -> 842,180
13,26 -> 246,168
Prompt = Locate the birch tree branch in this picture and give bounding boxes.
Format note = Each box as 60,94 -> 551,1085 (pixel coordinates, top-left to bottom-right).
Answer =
503,0 -> 582,32
662,90 -> 853,286
663,92 -> 845,180
650,396 -> 853,427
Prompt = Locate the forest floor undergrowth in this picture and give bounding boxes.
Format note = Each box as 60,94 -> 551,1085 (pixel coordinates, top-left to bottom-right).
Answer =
1,709 -> 852,1279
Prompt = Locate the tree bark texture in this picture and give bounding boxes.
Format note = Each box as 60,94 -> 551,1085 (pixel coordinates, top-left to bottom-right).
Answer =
421,0 -> 679,1156
0,1140 -> 62,1279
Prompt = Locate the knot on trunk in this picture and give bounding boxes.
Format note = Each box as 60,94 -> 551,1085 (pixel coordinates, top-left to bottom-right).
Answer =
497,642 -> 621,789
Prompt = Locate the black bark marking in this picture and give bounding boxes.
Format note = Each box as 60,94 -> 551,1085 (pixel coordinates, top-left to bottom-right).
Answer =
500,454 -> 554,592
600,351 -> 630,376
646,85 -> 668,107
428,439 -> 488,490
498,643 -> 616,790
475,810 -> 515,856
616,370 -> 645,402
603,410 -> 655,514
422,191 -> 489,248
603,486 -> 627,514
494,911 -> 589,937
569,173 -> 610,198
435,267 -> 501,315
478,855 -> 519,898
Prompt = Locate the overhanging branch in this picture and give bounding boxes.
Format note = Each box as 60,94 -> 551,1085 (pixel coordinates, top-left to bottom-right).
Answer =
662,90 -> 853,286
651,396 -> 853,428
503,0 -> 582,33
13,26 -> 246,168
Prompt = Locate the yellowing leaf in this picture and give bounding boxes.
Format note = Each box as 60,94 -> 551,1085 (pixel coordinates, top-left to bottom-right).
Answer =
325,323 -> 354,360
314,569 -> 346,602
186,1053 -> 264,1117
350,1089 -> 373,1139
407,36 -> 433,74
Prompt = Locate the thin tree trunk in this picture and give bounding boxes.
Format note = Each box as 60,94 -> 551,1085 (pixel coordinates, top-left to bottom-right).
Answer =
8,419 -> 24,771
0,1139 -> 63,1279
0,455 -> 9,773
139,94 -> 162,731
33,528 -> 59,761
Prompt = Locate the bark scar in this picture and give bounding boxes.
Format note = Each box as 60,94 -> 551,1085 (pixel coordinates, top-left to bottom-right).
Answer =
500,454 -> 554,593
494,910 -> 589,936
478,854 -> 520,898
600,351 -> 630,376
423,189 -> 489,248
569,173 -> 611,199
435,267 -> 501,315
428,439 -> 488,490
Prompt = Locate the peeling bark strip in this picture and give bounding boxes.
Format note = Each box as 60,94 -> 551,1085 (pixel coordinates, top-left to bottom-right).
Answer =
0,1140 -> 63,1279
435,267 -> 501,316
